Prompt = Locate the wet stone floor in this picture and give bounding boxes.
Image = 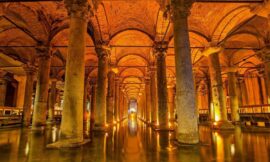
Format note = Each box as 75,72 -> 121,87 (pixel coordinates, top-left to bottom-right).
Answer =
0,119 -> 270,162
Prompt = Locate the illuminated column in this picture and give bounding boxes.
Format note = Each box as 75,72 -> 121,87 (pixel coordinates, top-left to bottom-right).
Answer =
115,77 -> 120,122
107,71 -> 115,124
14,75 -> 26,109
90,83 -> 97,131
83,78 -> 90,124
172,0 -> 198,143
150,66 -> 158,125
154,42 -> 169,130
227,67 -> 240,123
22,66 -> 36,127
145,78 -> 151,124
263,53 -> 270,104
47,2 -> 90,148
95,45 -> 109,130
0,71 -> 7,106
32,48 -> 51,127
203,47 -> 234,129
48,79 -> 57,123
167,84 -> 175,128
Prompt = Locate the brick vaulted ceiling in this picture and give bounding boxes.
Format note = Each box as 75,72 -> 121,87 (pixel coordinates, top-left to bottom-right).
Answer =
0,0 -> 268,99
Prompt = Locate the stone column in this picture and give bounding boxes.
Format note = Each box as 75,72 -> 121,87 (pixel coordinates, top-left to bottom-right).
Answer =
115,77 -> 120,122
47,79 -> 57,123
203,47 -> 234,129
22,66 -> 36,127
0,76 -> 7,106
263,53 -> 270,104
171,0 -> 198,143
145,78 -> 151,124
14,75 -> 26,109
167,84 -> 175,128
47,3 -> 90,148
90,83 -> 97,132
154,42 -> 169,130
95,46 -> 109,130
83,78 -> 90,124
32,48 -> 51,127
107,71 -> 115,125
149,66 -> 158,125
227,67 -> 240,123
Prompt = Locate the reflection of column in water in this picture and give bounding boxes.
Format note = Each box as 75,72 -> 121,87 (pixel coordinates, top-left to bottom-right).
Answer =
233,126 -> 243,161
213,132 -> 233,162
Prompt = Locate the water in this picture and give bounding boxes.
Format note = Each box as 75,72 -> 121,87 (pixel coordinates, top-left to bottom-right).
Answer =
0,119 -> 269,162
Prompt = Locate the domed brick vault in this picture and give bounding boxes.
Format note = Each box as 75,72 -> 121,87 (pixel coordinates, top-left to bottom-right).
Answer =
0,0 -> 270,148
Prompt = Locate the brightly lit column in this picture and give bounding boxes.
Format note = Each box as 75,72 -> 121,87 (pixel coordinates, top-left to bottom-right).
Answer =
227,67 -> 240,123
95,45 -> 109,130
47,78 -> 57,123
154,42 -> 169,130
167,84 -> 175,129
14,75 -> 26,109
32,47 -> 51,127
90,83 -> 97,131
203,47 -> 234,129
47,2 -> 90,148
172,0 -> 198,143
22,65 -> 36,127
263,52 -> 270,104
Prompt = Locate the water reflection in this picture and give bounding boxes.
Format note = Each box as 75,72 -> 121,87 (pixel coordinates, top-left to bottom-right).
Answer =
0,122 -> 270,162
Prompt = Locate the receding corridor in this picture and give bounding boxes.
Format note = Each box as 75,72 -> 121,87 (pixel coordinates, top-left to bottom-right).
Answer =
1,118 -> 270,162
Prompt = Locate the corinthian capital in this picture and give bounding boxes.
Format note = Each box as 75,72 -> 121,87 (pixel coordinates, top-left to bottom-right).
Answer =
95,44 -> 110,59
65,2 -> 93,20
170,0 -> 194,19
153,41 -> 168,55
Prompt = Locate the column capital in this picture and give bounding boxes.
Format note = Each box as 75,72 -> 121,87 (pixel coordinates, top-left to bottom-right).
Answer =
95,44 -> 110,59
250,1 -> 270,18
225,67 -> 238,73
36,45 -> 52,59
65,2 -> 93,20
202,46 -> 223,57
153,41 -> 168,56
23,64 -> 37,76
170,0 -> 194,19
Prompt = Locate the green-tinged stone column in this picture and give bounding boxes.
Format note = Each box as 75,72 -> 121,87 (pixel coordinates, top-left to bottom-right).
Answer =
22,66 -> 36,127
149,66 -> 158,125
145,77 -> 151,124
47,79 -> 57,123
227,67 -> 240,123
95,46 -> 109,130
203,47 -> 234,129
47,3 -> 90,148
107,71 -> 115,125
172,0 -> 199,143
153,42 -> 169,130
32,48 -> 51,127
0,71 -> 7,106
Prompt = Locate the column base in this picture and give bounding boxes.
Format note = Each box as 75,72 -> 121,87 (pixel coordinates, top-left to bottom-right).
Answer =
152,123 -> 174,131
176,132 -> 199,144
211,121 -> 235,130
47,139 -> 90,148
93,124 -> 108,131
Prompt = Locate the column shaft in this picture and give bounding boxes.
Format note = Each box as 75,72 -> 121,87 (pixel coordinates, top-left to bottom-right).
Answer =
208,52 -> 227,121
95,48 -> 109,129
90,84 -> 97,132
48,80 -> 57,122
172,1 -> 199,143
227,71 -> 240,122
150,68 -> 158,124
145,79 -> 151,123
115,79 -> 120,122
22,67 -> 36,126
0,78 -> 7,106
32,54 -> 51,127
155,47 -> 169,129
107,71 -> 115,124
